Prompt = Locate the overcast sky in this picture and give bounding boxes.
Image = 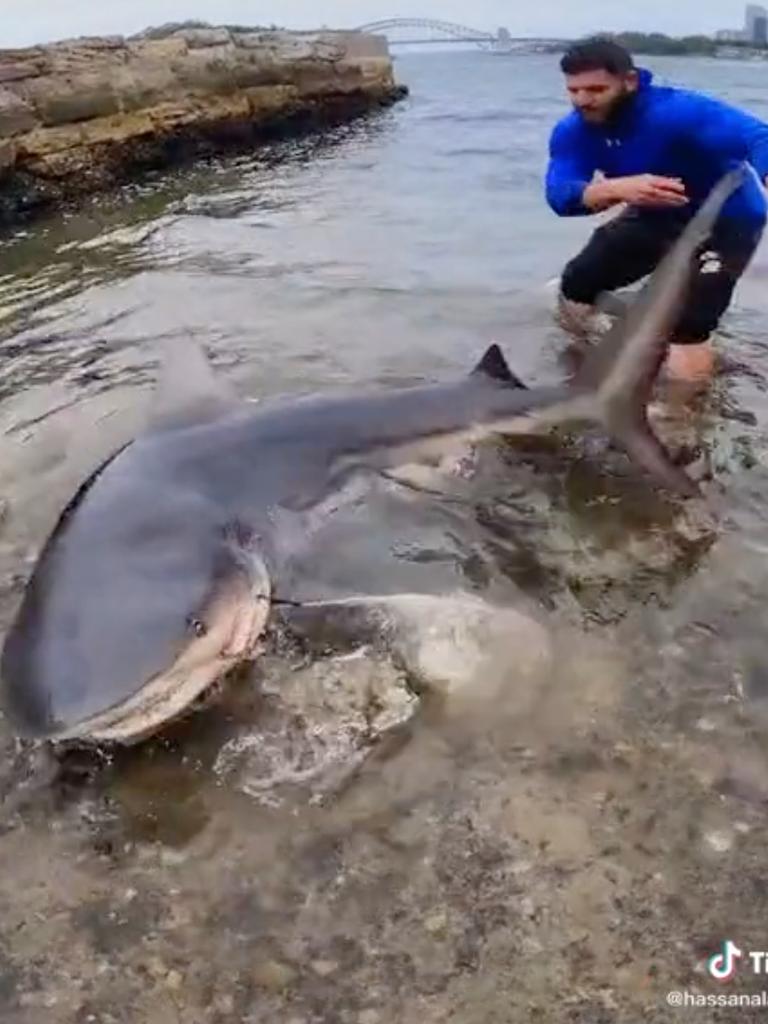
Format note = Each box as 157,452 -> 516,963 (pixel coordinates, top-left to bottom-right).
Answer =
0,1 -> 756,49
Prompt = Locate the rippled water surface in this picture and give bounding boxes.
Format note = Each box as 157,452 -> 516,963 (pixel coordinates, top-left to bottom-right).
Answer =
2,51 -> 768,1023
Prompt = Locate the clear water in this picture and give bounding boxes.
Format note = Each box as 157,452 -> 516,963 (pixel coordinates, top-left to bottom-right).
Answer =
1,51 -> 768,1022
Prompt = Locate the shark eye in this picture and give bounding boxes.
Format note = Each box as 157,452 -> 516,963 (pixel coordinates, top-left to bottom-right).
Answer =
187,616 -> 208,638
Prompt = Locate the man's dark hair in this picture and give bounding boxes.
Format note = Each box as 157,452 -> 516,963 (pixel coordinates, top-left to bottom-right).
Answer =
560,37 -> 635,76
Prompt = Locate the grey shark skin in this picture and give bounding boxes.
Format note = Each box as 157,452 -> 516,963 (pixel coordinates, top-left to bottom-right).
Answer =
0,168 -> 744,745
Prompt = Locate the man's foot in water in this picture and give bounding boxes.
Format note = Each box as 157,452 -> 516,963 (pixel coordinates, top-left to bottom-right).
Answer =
661,340 -> 716,396
556,296 -> 613,343
556,297 -> 718,401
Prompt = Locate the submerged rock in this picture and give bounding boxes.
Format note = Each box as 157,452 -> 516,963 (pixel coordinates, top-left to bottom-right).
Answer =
213,646 -> 419,805
0,25 -> 407,226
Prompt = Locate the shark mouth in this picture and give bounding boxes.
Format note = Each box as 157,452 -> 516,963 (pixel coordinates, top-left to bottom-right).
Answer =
51,590 -> 272,745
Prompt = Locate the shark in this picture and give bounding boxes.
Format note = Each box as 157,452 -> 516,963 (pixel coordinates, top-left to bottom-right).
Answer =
0,167 -> 745,746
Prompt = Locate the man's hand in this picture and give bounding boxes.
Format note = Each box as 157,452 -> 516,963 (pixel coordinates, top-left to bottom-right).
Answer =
584,174 -> 689,211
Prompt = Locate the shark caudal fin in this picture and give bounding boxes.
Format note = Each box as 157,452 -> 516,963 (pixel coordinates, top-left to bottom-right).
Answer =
570,165 -> 747,497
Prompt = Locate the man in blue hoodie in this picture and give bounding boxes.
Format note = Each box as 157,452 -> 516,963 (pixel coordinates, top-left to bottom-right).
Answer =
546,38 -> 768,385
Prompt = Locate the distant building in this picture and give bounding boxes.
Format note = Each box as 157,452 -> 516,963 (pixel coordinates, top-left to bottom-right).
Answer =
746,4 -> 768,39
717,3 -> 768,45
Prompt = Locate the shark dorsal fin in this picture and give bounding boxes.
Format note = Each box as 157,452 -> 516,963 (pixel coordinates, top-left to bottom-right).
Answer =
471,343 -> 528,389
147,336 -> 240,433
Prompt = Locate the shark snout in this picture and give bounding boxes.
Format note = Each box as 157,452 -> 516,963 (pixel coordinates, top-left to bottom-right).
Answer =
51,573 -> 272,745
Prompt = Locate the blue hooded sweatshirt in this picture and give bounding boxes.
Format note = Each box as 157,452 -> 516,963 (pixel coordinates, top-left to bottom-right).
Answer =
546,68 -> 768,231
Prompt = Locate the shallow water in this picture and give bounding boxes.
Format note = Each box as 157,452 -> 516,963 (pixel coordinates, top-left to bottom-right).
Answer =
2,51 -> 768,1022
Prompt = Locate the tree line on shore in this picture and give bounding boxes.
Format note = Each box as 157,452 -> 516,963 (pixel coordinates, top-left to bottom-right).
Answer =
579,31 -> 765,56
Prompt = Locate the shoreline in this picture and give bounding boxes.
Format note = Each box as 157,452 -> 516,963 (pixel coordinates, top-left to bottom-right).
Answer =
0,26 -> 408,229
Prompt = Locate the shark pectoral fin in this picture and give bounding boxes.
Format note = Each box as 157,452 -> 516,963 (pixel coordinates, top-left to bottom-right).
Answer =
280,461 -> 378,515
147,336 -> 241,433
612,412 -> 701,498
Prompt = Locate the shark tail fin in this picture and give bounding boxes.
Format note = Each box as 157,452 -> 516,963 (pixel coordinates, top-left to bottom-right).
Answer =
568,164 -> 747,497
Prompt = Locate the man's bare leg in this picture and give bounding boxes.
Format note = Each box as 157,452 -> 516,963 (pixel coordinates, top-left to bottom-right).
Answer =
556,294 -> 613,342
663,339 -> 716,385
559,290 -> 716,391
556,295 -> 592,339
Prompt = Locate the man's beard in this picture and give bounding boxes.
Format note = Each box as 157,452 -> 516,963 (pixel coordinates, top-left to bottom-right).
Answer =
581,88 -> 634,125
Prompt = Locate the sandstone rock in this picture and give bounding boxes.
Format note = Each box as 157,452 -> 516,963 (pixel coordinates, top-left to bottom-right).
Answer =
78,111 -> 156,147
26,74 -> 121,126
233,32 -> 275,50
130,38 -> 189,62
0,140 -> 15,170
187,93 -> 254,127
177,28 -> 232,48
108,67 -> 178,114
0,47 -> 48,64
14,123 -> 84,159
244,85 -> 300,116
0,87 -> 36,138
228,56 -> 284,91
0,25 -> 407,227
168,48 -> 240,93
144,101 -> 200,132
23,146 -> 94,181
56,35 -> 125,51
0,62 -> 46,83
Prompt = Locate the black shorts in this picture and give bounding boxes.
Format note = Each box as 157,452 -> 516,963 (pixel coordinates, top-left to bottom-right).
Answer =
560,208 -> 764,343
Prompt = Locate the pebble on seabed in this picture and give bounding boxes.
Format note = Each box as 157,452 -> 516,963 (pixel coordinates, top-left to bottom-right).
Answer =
703,829 -> 733,854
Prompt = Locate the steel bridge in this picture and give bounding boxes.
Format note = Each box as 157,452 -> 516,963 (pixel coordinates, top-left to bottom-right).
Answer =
354,19 -> 564,52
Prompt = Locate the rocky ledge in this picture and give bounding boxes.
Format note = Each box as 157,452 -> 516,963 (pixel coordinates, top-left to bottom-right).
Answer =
0,25 -> 407,226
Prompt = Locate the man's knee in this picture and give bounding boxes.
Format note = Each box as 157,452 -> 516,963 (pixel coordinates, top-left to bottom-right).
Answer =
672,305 -> 723,343
672,247 -> 751,342
559,214 -> 657,304
672,279 -> 733,342
674,225 -> 765,342
560,253 -> 601,305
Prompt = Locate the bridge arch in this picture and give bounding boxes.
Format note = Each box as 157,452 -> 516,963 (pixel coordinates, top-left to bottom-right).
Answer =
354,18 -> 498,48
